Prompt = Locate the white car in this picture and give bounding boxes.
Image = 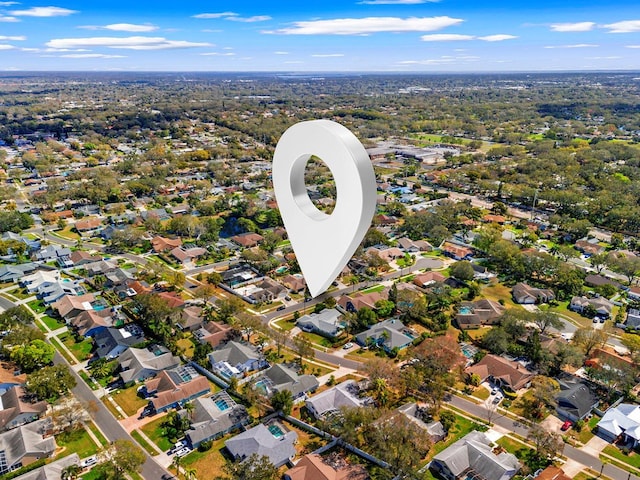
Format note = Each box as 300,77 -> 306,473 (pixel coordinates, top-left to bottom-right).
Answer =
80,456 -> 97,468
174,440 -> 187,449
343,342 -> 354,350
175,447 -> 191,457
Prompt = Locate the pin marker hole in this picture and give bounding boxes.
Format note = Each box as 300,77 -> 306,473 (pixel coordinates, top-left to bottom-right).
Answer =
304,156 -> 336,215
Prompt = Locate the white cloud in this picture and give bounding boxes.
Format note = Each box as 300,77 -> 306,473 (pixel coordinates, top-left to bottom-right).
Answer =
11,6 -> 77,17
274,51 -> 289,55
544,44 -> 598,49
0,15 -> 18,22
60,53 -> 126,58
0,35 -> 24,40
603,20 -> 640,33
284,60 -> 303,64
200,52 -> 235,56
193,12 -> 237,19
46,36 -> 212,50
421,33 -> 516,42
267,16 -> 462,35
585,56 -> 622,59
549,22 -> 595,32
0,44 -> 15,50
80,23 -> 159,32
626,45 -> 640,48
359,0 -> 439,4
311,53 -> 344,57
227,15 -> 271,23
0,2 -> 19,5
478,34 -> 517,42
398,54 -> 479,65
421,34 -> 473,41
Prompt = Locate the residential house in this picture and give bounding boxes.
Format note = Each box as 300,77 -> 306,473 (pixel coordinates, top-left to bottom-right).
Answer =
142,367 -> 210,413
157,291 -> 186,309
297,309 -> 345,339
170,246 -> 207,265
281,274 -> 306,293
465,354 -> 534,393
177,305 -> 204,332
225,421 -> 297,468
628,286 -> 640,302
337,290 -> 387,313
555,376 -> 599,422
0,263 -> 40,283
117,346 -> 181,384
1,232 -> 40,253
69,251 -> 101,266
0,386 -> 47,432
93,326 -> 145,360
483,214 -> 506,224
569,296 -> 614,318
74,217 -> 103,237
230,232 -> 264,248
84,259 -> 118,277
239,277 -> 288,304
305,380 -> 369,420
454,299 -> 505,330
11,453 -> 80,480
511,283 -> 555,304
52,293 -> 96,320
430,431 -> 520,480
626,309 -> 640,329
20,270 -> 60,294
209,341 -> 268,379
441,242 -> 473,260
536,466 -> 572,480
193,320 -> 233,348
585,275 -> 622,290
355,318 -> 414,352
413,271 -> 446,288
32,245 -> 71,263
597,404 -> 640,447
140,208 -> 171,221
127,280 -> 152,296
0,418 -> 56,475
255,364 -> 319,400
284,454 -> 368,480
397,237 -> 432,253
104,268 -> 135,287
185,391 -> 250,448
397,403 -> 446,442
366,246 -> 404,263
575,240 -> 605,256
69,309 -> 115,337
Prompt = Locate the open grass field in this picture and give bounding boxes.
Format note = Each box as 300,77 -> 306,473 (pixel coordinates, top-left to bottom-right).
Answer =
41,315 -> 65,330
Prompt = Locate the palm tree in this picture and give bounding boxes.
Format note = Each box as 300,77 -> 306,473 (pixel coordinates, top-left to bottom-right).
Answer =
61,464 -> 82,480
184,467 -> 197,480
183,400 -> 195,421
172,454 -> 182,477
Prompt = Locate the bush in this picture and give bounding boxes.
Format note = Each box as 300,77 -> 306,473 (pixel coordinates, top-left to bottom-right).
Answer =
502,389 -> 518,400
574,419 -> 585,432
198,440 -> 213,452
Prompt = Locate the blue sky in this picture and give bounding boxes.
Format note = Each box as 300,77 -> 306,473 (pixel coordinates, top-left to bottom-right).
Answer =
0,0 -> 639,71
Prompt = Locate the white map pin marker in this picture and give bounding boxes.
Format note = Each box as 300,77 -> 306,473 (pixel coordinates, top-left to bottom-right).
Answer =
272,120 -> 376,298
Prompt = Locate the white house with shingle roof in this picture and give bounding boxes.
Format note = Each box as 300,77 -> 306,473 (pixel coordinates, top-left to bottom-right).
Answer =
597,404 -> 640,447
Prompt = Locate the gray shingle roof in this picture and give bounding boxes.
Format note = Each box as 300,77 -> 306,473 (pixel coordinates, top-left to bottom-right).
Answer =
225,422 -> 297,468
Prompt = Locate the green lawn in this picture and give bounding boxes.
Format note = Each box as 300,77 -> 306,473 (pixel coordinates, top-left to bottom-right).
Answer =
41,315 -> 65,330
140,415 -> 173,452
87,421 -> 108,446
176,337 -> 196,359
27,299 -> 46,314
111,387 -> 148,417
55,427 -> 99,459
8,287 -> 32,300
50,335 -> 76,364
427,412 -> 484,460
471,388 -> 490,400
131,429 -> 160,455
361,284 -> 386,294
179,437 -> 228,479
298,330 -> 333,348
602,445 -> 640,470
59,332 -> 94,362
79,370 -> 98,390
273,318 -> 297,331
496,436 -> 532,456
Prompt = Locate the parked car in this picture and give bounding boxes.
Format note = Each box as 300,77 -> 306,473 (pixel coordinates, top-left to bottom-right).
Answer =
80,456 -> 97,468
491,387 -> 499,395
561,420 -> 573,431
174,440 -> 187,449
492,396 -> 501,405
175,447 -> 191,457
343,342 -> 354,350
277,305 -> 286,311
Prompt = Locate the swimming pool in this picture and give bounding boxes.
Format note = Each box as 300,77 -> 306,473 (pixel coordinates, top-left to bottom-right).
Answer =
215,399 -> 230,411
459,306 -> 472,315
461,344 -> 478,359
268,424 -> 284,438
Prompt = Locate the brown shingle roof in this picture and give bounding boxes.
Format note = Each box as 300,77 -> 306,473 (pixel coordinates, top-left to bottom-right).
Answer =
151,236 -> 182,253
284,454 -> 368,480
465,354 -> 534,391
